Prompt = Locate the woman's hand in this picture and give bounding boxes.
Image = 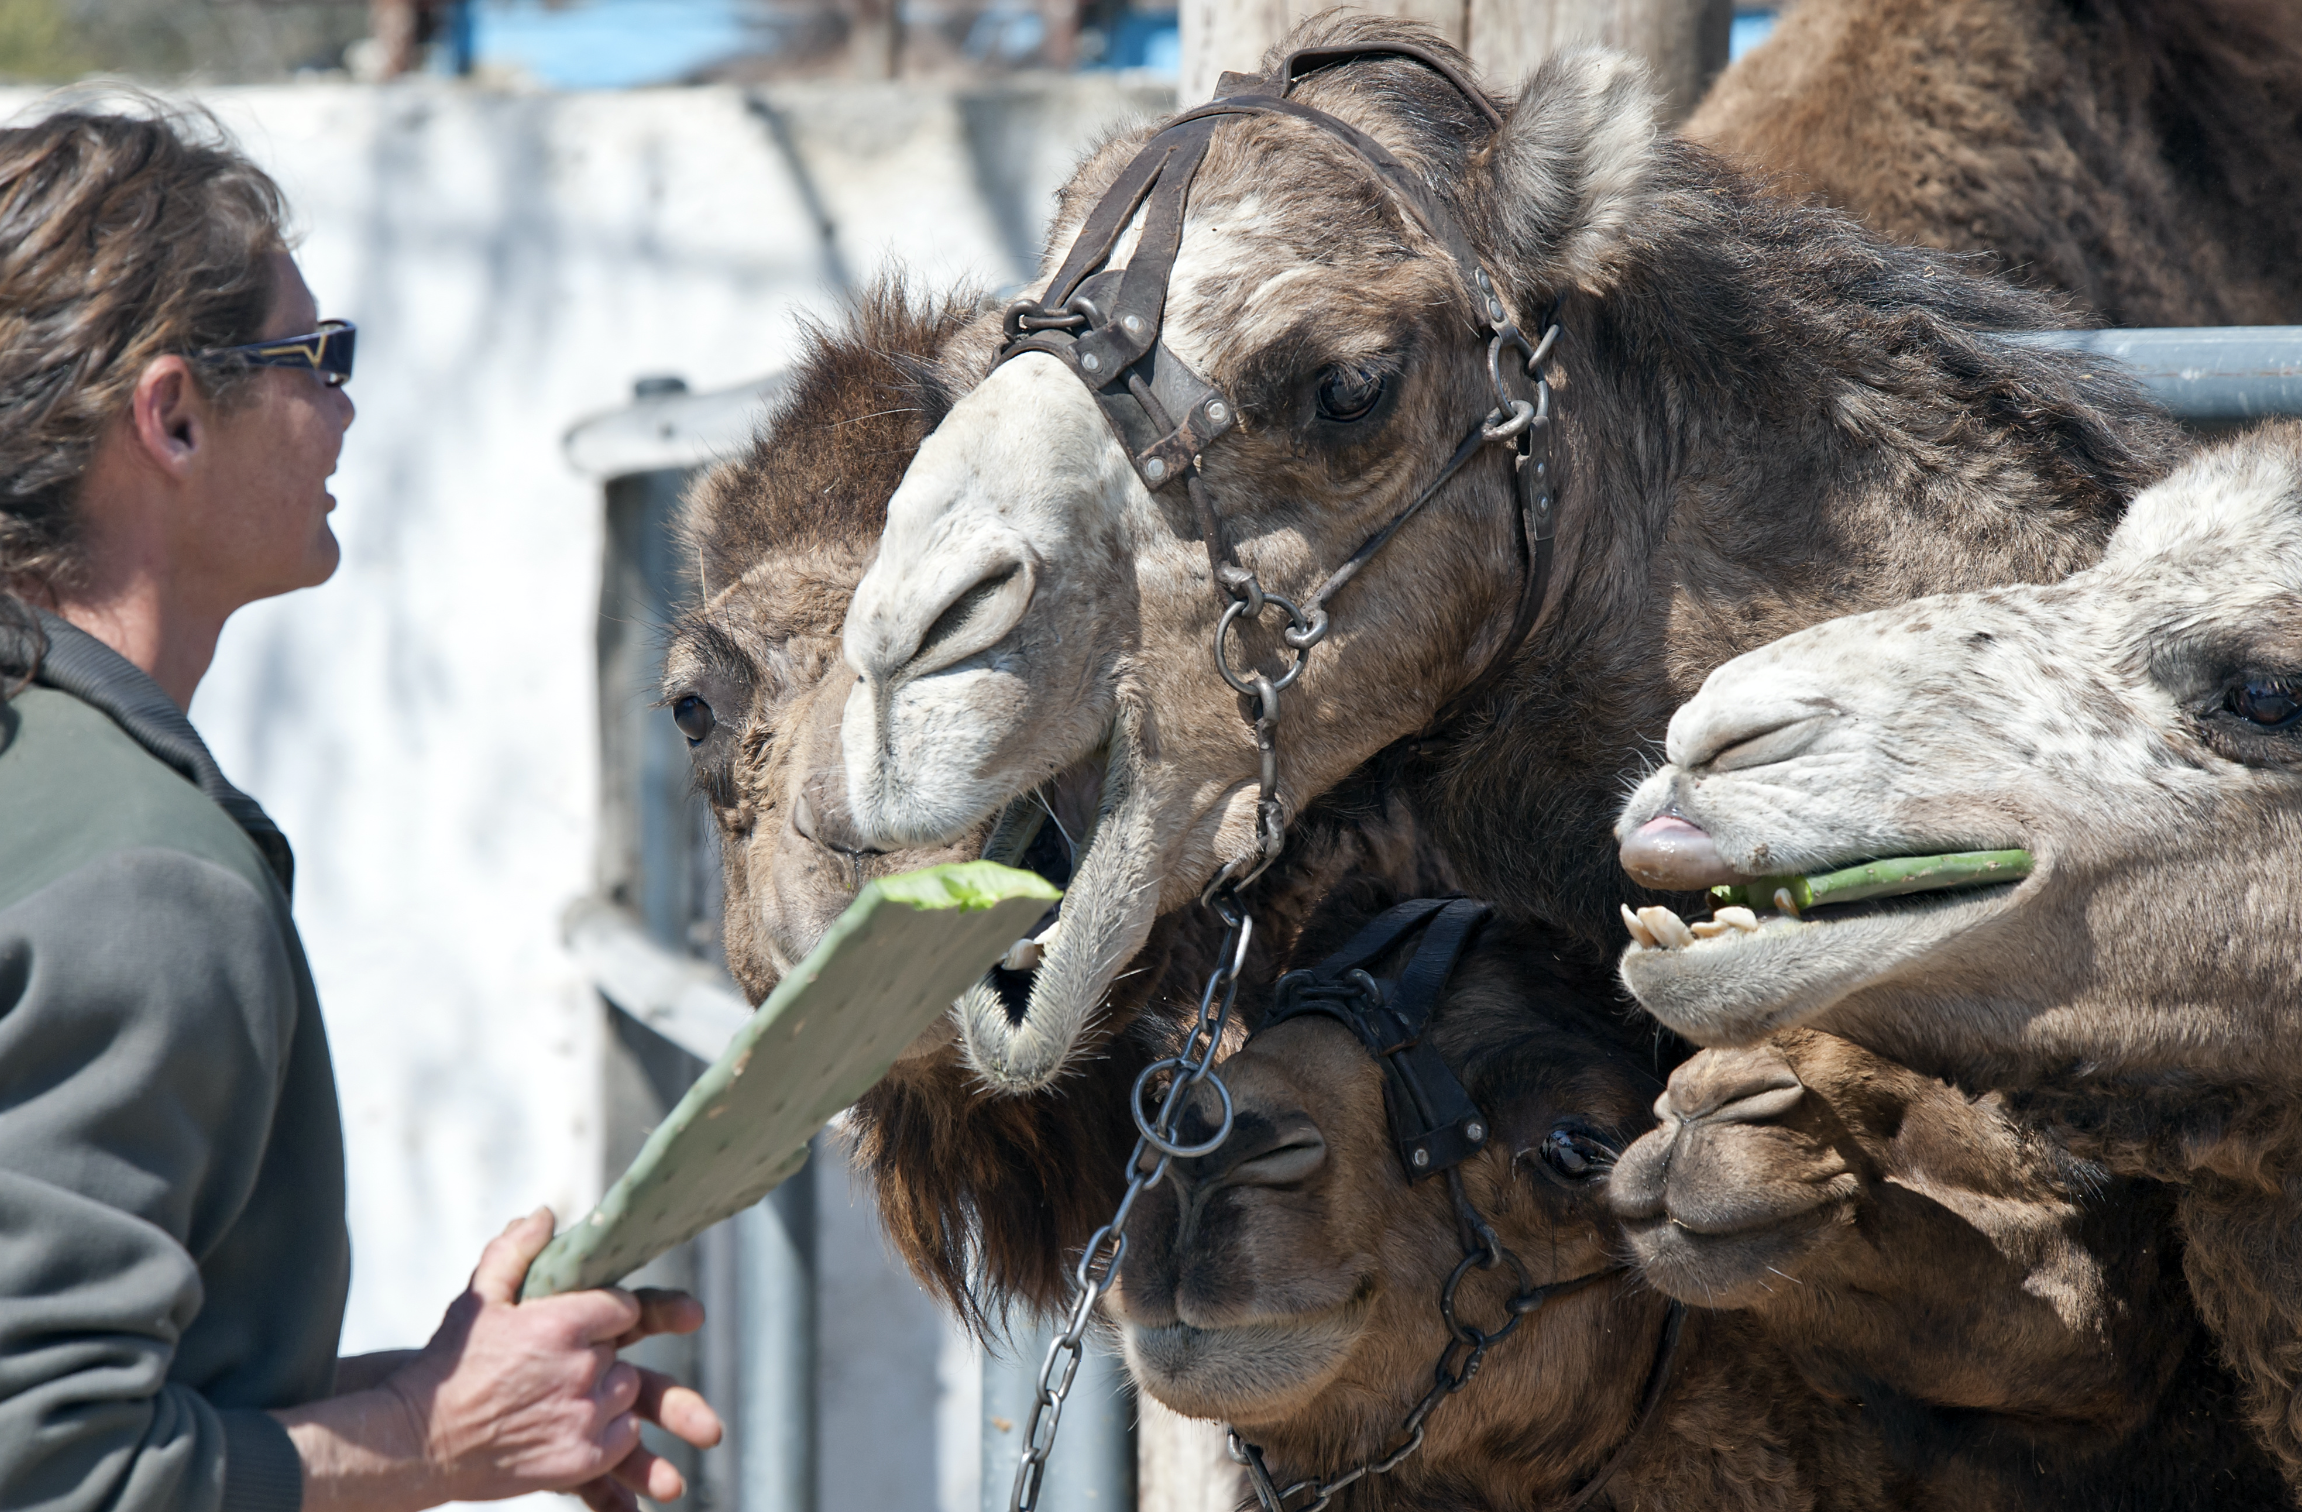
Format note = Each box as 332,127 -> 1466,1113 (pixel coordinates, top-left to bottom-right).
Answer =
278,1209 -> 722,1512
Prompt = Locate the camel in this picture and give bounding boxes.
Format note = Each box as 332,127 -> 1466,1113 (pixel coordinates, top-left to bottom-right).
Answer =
1609,421 -> 2302,1485
1685,0 -> 2302,327
1611,1029 -> 2283,1507
665,282 -> 1459,1322
1105,887 -> 1904,1512
831,14 -> 2186,1094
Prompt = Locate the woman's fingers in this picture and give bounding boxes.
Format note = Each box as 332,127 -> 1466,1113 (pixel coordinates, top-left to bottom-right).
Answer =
634,1366 -> 724,1449
613,1287 -> 705,1347
576,1475 -> 639,1512
468,1208 -> 557,1305
609,1444 -> 689,1502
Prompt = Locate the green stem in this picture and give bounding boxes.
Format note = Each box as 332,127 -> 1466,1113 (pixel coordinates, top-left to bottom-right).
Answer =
1707,849 -> 2033,913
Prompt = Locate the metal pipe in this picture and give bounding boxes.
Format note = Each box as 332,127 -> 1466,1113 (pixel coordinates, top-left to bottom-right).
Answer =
2012,326 -> 2302,425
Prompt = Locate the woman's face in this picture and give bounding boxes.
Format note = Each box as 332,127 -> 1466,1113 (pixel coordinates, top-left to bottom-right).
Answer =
189,252 -> 355,607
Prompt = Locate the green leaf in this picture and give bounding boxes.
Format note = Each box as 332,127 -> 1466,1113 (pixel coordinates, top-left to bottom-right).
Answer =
522,861 -> 1058,1299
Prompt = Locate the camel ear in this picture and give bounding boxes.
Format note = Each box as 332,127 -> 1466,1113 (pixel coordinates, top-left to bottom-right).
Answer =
1482,47 -> 1663,292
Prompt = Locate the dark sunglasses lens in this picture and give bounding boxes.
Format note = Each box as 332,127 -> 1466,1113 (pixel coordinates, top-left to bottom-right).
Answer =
319,325 -> 355,382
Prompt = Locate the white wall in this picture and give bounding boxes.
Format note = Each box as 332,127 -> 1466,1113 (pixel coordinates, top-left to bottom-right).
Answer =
1,70 -> 1170,1506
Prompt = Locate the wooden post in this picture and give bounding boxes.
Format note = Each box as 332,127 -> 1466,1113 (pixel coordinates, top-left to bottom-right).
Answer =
1179,0 -> 1730,119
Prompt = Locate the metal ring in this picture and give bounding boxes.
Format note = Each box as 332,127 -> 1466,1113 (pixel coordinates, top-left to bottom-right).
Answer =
1132,1057 -> 1234,1157
1526,322 -> 1560,372
1214,592 -> 1316,696
1481,399 -> 1535,443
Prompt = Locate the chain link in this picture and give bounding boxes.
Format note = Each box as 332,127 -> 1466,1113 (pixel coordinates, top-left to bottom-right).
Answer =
1007,895 -> 1252,1512
1226,1180 -> 1585,1512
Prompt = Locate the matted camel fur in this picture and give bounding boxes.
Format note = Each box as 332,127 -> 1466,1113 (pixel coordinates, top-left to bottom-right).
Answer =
1612,422 -> 2302,1486
1688,0 -> 2302,326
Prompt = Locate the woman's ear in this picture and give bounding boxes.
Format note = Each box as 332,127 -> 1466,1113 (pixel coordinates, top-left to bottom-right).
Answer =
126,355 -> 208,476
1479,47 -> 1663,295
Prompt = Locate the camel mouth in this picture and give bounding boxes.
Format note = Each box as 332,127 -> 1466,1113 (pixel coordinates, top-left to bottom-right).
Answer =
1118,1289 -> 1377,1420
977,743 -> 1108,1019
1620,1203 -> 1842,1307
1620,848 -> 2034,954
1617,847 -> 2037,1044
949,706 -> 1165,1090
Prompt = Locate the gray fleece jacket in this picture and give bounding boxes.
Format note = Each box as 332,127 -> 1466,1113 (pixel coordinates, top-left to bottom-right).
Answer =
0,613 -> 347,1512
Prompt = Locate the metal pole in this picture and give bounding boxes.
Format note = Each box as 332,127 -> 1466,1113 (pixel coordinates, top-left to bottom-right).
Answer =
741,1139 -> 819,1512
982,1322 -> 1136,1512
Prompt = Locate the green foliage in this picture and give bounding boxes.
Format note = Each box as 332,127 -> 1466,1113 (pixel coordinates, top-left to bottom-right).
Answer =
0,0 -> 366,84
0,0 -> 93,82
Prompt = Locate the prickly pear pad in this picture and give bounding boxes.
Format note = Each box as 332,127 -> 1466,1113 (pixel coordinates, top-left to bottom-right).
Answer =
522,861 -> 1062,1298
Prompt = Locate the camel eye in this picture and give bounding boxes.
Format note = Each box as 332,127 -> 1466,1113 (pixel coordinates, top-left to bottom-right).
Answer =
1539,1124 -> 1613,1182
673,694 -> 716,745
2229,677 -> 2302,731
1315,366 -> 1387,424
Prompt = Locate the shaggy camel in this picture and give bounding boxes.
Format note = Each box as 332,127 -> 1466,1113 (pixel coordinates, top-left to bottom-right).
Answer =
1611,422 -> 2302,1484
1612,1030 -> 2283,1507
665,284 -> 1462,1320
1686,0 -> 2302,326
832,15 -> 2184,1091
1107,888 -> 1901,1512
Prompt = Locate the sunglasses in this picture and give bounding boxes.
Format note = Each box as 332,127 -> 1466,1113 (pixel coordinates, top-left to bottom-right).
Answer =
197,319 -> 356,387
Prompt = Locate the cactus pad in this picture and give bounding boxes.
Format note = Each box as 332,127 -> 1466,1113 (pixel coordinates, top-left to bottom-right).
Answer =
522,861 -> 1061,1298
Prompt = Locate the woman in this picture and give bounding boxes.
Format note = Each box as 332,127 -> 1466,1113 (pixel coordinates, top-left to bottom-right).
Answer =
0,99 -> 718,1512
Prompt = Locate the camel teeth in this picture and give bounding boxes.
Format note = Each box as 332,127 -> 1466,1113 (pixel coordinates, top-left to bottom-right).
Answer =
1637,906 -> 1696,950
1714,906 -> 1760,932
1773,888 -> 1802,918
1620,904 -> 1658,949
1001,937 -> 1044,972
1689,919 -> 1730,938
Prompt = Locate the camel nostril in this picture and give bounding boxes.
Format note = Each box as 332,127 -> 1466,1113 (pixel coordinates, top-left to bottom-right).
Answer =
1620,815 -> 1741,890
1225,1135 -> 1328,1188
900,558 -> 1037,682
1666,1048 -> 1805,1123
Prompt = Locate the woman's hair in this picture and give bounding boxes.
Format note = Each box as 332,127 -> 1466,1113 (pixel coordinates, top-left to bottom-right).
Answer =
0,94 -> 288,602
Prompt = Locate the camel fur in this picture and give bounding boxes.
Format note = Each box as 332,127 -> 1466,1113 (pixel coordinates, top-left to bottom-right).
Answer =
1687,0 -> 2302,326
1612,422 -> 2302,1489
1613,1029 -> 2282,1507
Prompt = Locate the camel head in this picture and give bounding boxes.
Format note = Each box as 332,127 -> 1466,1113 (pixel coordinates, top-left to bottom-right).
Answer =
666,288 -> 999,1020
839,17 -> 1665,1064
1105,891 -> 1676,1502
1612,422 -> 2302,1081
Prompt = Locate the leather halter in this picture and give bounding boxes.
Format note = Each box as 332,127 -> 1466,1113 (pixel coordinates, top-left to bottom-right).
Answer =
1234,895 -> 1689,1512
1262,896 -> 1496,1178
993,45 -> 1561,761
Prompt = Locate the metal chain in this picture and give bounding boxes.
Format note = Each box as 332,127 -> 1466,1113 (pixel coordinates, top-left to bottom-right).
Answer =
1006,267 -> 1558,1512
1227,1181 -> 1584,1512
1007,888 -> 1252,1512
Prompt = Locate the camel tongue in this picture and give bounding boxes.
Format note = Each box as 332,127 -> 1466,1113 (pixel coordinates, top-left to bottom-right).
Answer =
1708,850 -> 2035,914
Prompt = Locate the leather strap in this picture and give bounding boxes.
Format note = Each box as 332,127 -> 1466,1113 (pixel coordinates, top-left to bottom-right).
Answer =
1262,897 -> 1495,1179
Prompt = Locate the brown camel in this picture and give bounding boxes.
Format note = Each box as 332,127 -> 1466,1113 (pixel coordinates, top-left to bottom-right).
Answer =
665,283 -> 1457,1321
1611,1030 -> 2284,1508
1686,0 -> 2302,326
1109,884 -> 2288,1509
1609,422 -> 2302,1486
1105,887 -> 1902,1512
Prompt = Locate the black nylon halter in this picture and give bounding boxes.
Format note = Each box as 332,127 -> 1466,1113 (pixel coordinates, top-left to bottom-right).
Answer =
1261,896 -> 1496,1178
994,44 -> 1561,722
